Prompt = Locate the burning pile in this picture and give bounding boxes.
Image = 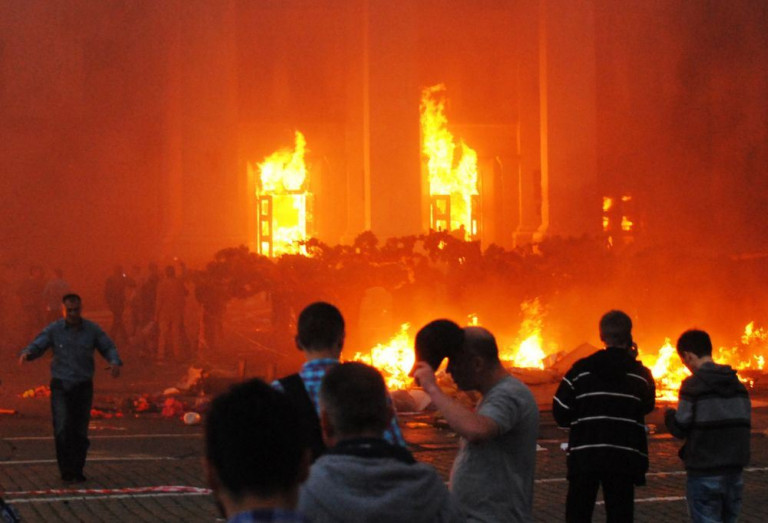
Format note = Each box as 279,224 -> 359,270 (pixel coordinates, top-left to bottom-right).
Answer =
351,307 -> 767,407
640,322 -> 767,402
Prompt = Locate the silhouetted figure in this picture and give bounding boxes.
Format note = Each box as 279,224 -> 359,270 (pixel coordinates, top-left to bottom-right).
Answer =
298,362 -> 463,522
553,310 -> 655,523
665,329 -> 751,523
273,302 -> 405,462
125,264 -> 142,336
195,277 -> 227,359
42,268 -> 70,324
104,265 -> 129,345
18,294 -> 122,483
155,265 -> 187,361
205,379 -> 308,522
135,263 -> 160,356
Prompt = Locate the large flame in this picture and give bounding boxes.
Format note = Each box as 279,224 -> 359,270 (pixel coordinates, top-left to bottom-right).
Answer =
353,323 -> 415,391
640,323 -> 766,402
420,84 -> 479,238
502,298 -> 552,369
250,131 -> 311,256
639,339 -> 690,402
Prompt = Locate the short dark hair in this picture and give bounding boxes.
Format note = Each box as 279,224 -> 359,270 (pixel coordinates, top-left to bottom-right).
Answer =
62,293 -> 81,304
297,302 -> 345,350
599,310 -> 633,347
677,329 -> 712,358
415,319 -> 464,370
205,379 -> 304,499
320,362 -> 389,438
462,326 -> 501,364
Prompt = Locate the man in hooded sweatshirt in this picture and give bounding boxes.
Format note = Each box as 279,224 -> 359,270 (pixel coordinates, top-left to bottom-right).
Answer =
552,310 -> 655,522
665,329 -> 750,523
298,362 -> 464,523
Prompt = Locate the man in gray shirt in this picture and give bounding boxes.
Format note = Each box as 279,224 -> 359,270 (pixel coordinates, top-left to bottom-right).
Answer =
414,326 -> 539,522
19,293 -> 122,483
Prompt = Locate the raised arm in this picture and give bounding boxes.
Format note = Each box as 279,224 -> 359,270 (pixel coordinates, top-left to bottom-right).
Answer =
413,362 -> 499,443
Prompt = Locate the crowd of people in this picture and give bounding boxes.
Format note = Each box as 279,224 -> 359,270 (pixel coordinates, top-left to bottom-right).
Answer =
2,230 -> 765,370
2,284 -> 753,522
1,231 -> 758,521
202,303 -> 751,523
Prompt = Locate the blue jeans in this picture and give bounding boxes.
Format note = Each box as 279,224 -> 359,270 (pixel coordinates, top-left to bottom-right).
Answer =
686,473 -> 743,523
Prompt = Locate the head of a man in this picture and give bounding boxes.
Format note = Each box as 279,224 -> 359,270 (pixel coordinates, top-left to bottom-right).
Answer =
447,326 -> 502,392
599,310 -> 633,349
413,319 -> 464,371
295,302 -> 345,356
676,329 -> 712,371
205,379 -> 307,517
319,362 -> 391,446
62,294 -> 83,325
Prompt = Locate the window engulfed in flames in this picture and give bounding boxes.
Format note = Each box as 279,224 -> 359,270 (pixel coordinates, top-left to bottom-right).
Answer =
248,131 -> 313,257
420,84 -> 479,240
603,195 -> 634,246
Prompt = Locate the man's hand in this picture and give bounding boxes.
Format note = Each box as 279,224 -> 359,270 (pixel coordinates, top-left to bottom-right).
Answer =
109,365 -> 121,378
18,353 -> 28,366
411,361 -> 438,392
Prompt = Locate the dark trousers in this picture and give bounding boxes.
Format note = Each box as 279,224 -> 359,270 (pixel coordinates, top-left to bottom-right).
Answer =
566,473 -> 635,523
50,379 -> 93,478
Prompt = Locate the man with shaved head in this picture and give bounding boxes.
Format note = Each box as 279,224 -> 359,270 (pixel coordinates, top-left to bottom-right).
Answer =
413,325 -> 539,522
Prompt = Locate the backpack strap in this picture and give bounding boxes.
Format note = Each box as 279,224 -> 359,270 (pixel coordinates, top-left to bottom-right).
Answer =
278,373 -> 326,461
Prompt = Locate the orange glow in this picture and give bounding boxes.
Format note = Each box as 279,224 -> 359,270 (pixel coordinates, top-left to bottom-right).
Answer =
602,196 -> 613,213
641,323 -> 765,402
420,84 -> 479,238
621,216 -> 633,231
352,323 -> 415,390
249,131 -> 312,257
640,339 -> 690,402
502,298 -> 553,369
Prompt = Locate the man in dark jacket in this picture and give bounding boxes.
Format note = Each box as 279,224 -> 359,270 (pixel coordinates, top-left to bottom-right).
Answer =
553,310 -> 655,522
298,362 -> 463,523
665,329 -> 750,523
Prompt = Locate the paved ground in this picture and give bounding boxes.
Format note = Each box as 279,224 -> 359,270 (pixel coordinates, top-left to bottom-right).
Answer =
2,350 -> 767,521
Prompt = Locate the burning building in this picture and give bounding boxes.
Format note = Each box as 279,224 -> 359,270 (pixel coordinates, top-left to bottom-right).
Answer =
3,2 -> 768,396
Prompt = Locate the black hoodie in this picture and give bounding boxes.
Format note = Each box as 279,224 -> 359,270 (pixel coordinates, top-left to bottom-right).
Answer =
553,347 -> 656,483
665,361 -> 751,476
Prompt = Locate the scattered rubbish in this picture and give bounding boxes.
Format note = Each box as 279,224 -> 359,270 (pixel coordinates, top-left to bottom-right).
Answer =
182,412 -> 201,425
161,398 -> 185,418
20,386 -> 50,399
90,409 -> 124,420
0,409 -> 17,416
163,387 -> 181,396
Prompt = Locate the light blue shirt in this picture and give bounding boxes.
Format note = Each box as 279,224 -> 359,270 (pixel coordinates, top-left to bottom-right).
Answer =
21,319 -> 122,383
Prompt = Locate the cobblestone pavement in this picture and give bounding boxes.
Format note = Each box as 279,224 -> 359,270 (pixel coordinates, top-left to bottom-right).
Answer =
2,408 -> 766,522
2,351 -> 767,522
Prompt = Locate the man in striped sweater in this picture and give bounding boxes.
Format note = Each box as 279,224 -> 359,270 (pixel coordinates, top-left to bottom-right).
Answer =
665,329 -> 751,523
553,310 -> 656,522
